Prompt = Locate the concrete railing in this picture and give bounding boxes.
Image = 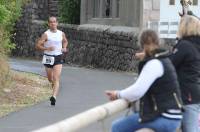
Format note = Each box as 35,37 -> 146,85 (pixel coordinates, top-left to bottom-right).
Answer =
32,99 -> 129,132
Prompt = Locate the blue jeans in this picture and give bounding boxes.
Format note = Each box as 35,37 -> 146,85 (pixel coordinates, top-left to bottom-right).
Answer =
182,104 -> 200,132
112,113 -> 181,132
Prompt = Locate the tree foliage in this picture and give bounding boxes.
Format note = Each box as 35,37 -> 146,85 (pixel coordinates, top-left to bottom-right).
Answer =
0,0 -> 28,54
59,0 -> 81,24
0,0 -> 29,89
0,4 -> 11,25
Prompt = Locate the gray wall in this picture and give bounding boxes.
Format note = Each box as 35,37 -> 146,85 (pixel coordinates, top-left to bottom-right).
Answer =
81,0 -> 142,27
13,0 -> 142,71
141,0 -> 160,28
14,18 -> 140,71
13,0 -> 173,71
31,0 -> 59,20
80,0 -> 160,28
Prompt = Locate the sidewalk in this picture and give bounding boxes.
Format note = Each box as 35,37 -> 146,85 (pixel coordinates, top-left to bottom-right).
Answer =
0,58 -> 137,132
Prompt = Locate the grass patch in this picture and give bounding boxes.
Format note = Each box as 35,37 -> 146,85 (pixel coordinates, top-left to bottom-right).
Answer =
0,70 -> 51,117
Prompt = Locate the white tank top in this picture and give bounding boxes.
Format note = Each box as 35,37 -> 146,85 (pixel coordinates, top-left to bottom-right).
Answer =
44,29 -> 63,55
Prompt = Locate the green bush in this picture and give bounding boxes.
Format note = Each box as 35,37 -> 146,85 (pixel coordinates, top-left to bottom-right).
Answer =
0,0 -> 29,89
0,5 -> 11,25
0,0 -> 29,54
59,0 -> 81,24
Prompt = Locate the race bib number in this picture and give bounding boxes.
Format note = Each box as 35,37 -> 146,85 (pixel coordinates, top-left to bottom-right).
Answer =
42,55 -> 55,65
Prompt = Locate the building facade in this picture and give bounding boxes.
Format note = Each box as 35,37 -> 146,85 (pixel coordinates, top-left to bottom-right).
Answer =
160,0 -> 199,22
81,0 -> 200,37
80,0 -> 160,28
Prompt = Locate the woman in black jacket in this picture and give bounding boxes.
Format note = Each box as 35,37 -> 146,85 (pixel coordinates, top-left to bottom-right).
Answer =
169,15 -> 200,132
106,29 -> 183,132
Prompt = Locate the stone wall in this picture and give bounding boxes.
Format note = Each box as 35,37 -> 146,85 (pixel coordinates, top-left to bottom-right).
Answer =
30,0 -> 59,20
14,19 -> 140,71
13,0 -> 59,56
13,0 -> 175,71
32,0 -> 49,20
13,2 -> 35,56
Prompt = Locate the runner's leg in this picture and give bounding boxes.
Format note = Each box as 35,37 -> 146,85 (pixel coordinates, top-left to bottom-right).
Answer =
52,64 -> 62,97
45,67 -> 53,83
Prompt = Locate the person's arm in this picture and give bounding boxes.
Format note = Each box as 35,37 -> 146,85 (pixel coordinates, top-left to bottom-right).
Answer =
35,33 -> 53,51
135,51 -> 145,61
106,59 -> 164,102
61,32 -> 68,52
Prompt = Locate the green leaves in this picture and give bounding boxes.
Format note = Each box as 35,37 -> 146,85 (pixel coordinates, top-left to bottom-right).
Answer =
59,0 -> 81,24
0,4 -> 11,25
0,0 -> 28,54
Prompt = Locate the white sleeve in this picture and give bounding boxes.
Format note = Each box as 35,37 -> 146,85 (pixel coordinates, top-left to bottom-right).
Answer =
119,59 -> 164,102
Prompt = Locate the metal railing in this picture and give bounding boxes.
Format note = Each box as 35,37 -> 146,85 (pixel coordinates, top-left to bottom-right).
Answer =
147,21 -> 179,39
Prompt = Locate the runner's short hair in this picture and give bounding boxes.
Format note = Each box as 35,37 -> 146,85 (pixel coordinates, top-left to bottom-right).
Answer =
48,16 -> 57,22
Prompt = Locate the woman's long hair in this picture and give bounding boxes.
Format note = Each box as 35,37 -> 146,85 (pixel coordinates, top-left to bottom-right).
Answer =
177,15 -> 200,38
139,29 -> 160,57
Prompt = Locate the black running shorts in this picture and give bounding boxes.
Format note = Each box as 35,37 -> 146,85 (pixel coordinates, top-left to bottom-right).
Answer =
44,54 -> 63,68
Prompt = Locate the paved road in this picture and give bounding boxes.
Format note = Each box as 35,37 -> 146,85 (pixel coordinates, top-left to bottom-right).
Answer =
0,58 -> 137,132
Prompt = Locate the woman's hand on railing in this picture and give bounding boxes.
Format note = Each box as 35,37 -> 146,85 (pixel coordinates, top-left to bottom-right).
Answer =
105,90 -> 119,101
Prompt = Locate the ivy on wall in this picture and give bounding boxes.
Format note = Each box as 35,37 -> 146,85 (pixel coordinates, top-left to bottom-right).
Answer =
59,0 -> 81,24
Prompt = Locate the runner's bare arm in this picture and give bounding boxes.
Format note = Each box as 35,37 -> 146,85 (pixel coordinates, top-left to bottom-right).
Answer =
62,32 -> 68,49
35,33 -> 48,51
